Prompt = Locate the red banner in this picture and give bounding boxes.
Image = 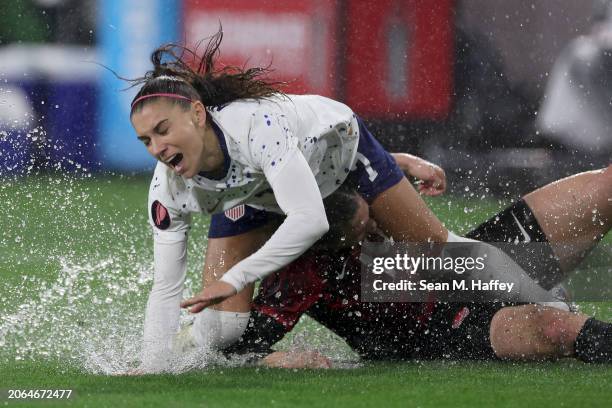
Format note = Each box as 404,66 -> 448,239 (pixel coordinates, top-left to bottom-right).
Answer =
344,0 -> 454,119
183,0 -> 340,97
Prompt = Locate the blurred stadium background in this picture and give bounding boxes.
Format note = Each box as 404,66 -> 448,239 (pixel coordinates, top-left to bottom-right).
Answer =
1,0 -> 610,193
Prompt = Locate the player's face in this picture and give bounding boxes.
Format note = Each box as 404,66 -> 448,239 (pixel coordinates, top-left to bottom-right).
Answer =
131,100 -> 218,179
346,194 -> 377,245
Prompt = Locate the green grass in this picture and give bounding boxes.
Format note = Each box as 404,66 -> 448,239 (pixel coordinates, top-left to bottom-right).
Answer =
1,360 -> 611,408
0,175 -> 611,408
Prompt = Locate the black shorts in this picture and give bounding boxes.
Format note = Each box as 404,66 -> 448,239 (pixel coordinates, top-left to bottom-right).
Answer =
369,198 -> 560,361
409,302 -> 518,360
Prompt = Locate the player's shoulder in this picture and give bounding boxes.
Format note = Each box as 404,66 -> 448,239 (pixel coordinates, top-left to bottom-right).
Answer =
207,97 -> 297,154
148,162 -> 187,205
147,163 -> 192,234
208,96 -> 292,127
291,94 -> 355,125
295,93 -> 352,109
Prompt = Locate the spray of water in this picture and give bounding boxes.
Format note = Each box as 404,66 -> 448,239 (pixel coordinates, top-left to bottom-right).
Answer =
0,106 -> 237,373
0,120 -> 359,373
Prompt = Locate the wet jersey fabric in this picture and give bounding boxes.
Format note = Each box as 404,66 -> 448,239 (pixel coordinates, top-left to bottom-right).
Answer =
147,94 -> 359,236
207,116 -> 405,239
225,245 -> 509,360
240,247 -> 440,359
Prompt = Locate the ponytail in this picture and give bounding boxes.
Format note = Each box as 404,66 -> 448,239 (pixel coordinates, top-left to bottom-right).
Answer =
129,26 -> 284,115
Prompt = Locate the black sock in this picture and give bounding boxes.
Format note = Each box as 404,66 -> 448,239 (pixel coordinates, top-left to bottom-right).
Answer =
574,318 -> 612,363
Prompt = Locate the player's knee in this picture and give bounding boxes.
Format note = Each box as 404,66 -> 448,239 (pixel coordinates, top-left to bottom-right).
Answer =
590,164 -> 612,192
489,306 -> 521,358
603,164 -> 612,193
192,309 -> 250,349
535,307 -> 571,346
490,305 -> 570,359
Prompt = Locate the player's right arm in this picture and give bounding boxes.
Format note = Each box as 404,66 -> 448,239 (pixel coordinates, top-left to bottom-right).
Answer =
141,165 -> 191,371
142,231 -> 188,371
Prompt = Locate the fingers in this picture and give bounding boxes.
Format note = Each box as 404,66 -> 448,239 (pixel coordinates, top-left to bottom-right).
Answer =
180,295 -> 201,309
181,282 -> 238,313
180,295 -> 213,313
186,301 -> 211,314
435,169 -> 447,192
419,185 -> 444,196
261,351 -> 332,369
418,178 -> 445,196
307,352 -> 332,369
413,164 -> 446,196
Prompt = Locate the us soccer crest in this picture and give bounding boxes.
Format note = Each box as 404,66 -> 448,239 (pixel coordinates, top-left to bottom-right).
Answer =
225,205 -> 245,222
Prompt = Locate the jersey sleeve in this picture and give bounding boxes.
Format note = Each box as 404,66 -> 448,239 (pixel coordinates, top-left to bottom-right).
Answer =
141,235 -> 188,371
219,148 -> 329,292
147,163 -> 192,239
141,165 -> 192,371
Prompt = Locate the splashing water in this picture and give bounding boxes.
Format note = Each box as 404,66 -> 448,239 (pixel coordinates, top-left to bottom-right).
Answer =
2,256 -> 145,372
0,108 -> 362,373
0,125 -> 229,374
0,147 -> 356,374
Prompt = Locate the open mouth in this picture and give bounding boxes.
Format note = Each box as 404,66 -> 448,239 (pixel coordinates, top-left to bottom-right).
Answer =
167,153 -> 183,168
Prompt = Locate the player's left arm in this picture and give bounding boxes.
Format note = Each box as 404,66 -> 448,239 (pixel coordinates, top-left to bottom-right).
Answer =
182,113 -> 329,311
392,152 -> 446,196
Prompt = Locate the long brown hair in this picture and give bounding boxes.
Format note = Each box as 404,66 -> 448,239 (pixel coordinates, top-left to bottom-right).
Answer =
129,27 -> 284,115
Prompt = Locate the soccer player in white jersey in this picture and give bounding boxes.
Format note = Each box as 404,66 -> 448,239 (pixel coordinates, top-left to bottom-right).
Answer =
128,30 -> 570,370
128,30 -> 445,368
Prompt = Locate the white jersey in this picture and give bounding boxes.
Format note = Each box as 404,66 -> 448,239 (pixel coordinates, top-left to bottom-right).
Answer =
142,94 -> 360,370
148,94 -> 359,234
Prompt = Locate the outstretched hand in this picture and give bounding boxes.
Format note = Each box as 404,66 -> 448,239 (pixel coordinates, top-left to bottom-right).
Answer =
410,161 -> 446,196
393,153 -> 446,196
180,281 -> 238,313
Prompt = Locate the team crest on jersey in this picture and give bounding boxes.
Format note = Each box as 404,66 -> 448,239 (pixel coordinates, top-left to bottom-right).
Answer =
224,205 -> 246,222
451,306 -> 470,329
151,200 -> 171,230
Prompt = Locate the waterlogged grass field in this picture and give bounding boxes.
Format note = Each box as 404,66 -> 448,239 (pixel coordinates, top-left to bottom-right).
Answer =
1,174 -> 611,407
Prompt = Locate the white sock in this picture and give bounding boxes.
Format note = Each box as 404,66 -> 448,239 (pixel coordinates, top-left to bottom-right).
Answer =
445,231 -> 558,303
192,309 -> 250,350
